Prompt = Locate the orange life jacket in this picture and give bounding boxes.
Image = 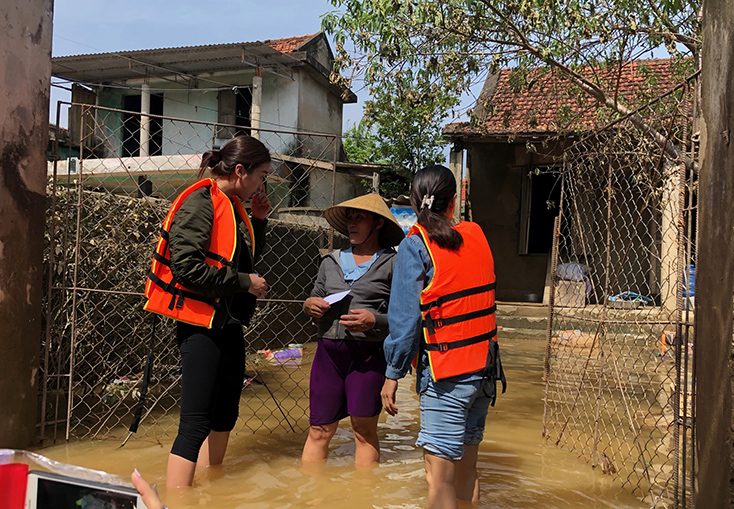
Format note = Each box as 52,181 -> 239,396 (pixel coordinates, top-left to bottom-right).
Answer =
409,221 -> 497,381
143,178 -> 255,328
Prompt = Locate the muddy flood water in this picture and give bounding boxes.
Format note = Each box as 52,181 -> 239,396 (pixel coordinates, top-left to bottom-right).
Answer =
36,336 -> 646,508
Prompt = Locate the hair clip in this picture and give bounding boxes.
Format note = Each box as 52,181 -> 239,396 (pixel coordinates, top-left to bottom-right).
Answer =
421,194 -> 435,210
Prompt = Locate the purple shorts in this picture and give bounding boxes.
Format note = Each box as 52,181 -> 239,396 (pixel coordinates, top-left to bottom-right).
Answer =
309,338 -> 387,426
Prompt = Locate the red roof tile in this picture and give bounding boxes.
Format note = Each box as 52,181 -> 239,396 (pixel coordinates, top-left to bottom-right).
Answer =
263,34 -> 316,54
444,58 -> 692,137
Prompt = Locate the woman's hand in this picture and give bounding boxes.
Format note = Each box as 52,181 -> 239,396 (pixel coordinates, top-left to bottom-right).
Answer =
339,309 -> 375,332
304,297 -> 331,318
381,378 -> 399,416
131,469 -> 166,509
248,274 -> 268,298
250,186 -> 271,220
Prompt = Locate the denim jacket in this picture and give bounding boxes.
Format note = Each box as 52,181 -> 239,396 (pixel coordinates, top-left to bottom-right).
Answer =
383,235 -> 481,394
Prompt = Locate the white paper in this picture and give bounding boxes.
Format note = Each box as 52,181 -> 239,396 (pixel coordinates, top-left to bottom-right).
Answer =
324,290 -> 351,305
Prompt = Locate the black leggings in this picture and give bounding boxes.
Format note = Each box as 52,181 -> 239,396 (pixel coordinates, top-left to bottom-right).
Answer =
170,322 -> 246,463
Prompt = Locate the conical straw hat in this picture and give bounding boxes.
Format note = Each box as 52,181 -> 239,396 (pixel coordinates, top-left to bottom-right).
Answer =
324,193 -> 405,247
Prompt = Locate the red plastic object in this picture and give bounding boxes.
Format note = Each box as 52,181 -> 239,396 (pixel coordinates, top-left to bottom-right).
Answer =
0,463 -> 29,509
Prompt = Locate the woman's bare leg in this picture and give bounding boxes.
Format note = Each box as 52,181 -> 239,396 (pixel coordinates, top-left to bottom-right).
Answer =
351,415 -> 380,465
302,422 -> 339,462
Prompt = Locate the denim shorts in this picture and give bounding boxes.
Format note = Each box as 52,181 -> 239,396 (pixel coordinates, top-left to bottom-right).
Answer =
416,377 -> 491,460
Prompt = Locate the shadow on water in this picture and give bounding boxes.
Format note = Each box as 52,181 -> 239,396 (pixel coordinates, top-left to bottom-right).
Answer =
36,336 -> 646,508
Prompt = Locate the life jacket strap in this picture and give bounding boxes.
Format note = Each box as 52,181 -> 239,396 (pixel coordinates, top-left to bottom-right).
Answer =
153,252 -> 169,266
424,328 -> 497,352
482,340 -> 507,406
204,251 -> 234,267
420,282 -> 496,312
423,304 -> 496,335
155,233 -> 234,268
147,271 -> 219,308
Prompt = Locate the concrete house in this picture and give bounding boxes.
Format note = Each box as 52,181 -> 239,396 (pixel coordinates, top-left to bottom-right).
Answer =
49,33 -> 374,207
443,59 -> 690,305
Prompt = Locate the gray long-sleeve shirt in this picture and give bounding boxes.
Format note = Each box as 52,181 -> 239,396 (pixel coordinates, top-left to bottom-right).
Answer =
309,249 -> 396,342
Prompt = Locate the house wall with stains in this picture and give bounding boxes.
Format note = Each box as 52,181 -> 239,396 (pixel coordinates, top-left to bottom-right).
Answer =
466,143 -> 549,302
467,139 -> 663,305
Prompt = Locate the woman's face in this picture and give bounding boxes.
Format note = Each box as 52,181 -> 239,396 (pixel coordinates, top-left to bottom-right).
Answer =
236,162 -> 270,201
345,209 -> 383,245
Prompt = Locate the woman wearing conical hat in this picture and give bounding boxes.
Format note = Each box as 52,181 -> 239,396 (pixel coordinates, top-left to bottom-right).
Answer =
301,193 -> 405,465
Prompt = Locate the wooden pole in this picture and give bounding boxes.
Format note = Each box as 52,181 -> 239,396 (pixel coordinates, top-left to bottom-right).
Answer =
449,143 -> 463,222
696,1 -> 734,505
0,0 -> 53,448
251,69 -> 262,140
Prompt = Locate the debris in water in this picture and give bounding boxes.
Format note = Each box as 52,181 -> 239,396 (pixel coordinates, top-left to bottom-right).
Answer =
257,346 -> 303,366
600,452 -> 617,475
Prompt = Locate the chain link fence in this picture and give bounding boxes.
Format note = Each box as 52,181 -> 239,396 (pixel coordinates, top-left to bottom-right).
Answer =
41,103 -> 375,443
543,77 -> 697,507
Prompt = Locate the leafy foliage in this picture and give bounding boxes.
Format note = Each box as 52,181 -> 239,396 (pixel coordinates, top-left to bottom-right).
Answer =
361,70 -> 454,173
341,70 -> 454,197
323,0 -> 701,161
343,117 -> 428,199
343,120 -> 384,165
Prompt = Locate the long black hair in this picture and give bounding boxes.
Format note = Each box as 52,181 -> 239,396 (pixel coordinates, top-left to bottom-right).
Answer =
410,165 -> 463,251
197,135 -> 271,179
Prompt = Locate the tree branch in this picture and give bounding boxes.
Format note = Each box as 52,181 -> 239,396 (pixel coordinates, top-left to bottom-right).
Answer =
645,0 -> 700,54
477,0 -> 694,169
610,25 -> 700,52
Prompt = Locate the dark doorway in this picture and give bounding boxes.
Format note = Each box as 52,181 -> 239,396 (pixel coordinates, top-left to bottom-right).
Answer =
235,87 -> 252,136
521,168 -> 562,255
122,94 -> 164,157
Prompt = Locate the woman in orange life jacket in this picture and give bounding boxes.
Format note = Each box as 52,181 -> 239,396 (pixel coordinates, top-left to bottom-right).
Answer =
380,165 -> 505,508
143,135 -> 271,489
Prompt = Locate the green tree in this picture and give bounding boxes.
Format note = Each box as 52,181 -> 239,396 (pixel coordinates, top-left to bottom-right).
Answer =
323,0 -> 700,165
343,69 -> 455,197
343,120 -> 413,199
343,120 -> 383,165
362,69 -> 455,173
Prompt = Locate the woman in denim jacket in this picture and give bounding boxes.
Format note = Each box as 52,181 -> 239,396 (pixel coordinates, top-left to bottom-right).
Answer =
381,165 -> 502,508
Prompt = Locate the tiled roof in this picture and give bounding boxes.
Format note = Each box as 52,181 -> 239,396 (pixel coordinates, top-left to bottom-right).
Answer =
263,34 -> 317,54
444,58 -> 690,137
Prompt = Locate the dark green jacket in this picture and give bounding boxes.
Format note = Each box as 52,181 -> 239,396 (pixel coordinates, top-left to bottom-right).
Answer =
167,186 -> 266,328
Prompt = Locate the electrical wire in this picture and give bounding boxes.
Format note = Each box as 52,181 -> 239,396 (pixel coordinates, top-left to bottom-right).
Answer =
52,78 -> 242,94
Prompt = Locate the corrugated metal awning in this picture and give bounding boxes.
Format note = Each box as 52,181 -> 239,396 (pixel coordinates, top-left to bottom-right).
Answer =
52,41 -> 304,83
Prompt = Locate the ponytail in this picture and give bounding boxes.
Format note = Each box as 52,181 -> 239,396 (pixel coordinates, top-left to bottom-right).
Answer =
197,135 -> 271,180
198,147 -> 223,179
410,165 -> 463,251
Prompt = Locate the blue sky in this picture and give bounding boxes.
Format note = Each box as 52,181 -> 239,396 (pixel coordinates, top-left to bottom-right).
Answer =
52,0 -> 338,56
50,0 -> 363,125
50,0 -> 480,132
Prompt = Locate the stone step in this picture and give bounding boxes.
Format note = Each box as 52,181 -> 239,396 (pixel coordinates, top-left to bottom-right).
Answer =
496,302 -> 548,331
